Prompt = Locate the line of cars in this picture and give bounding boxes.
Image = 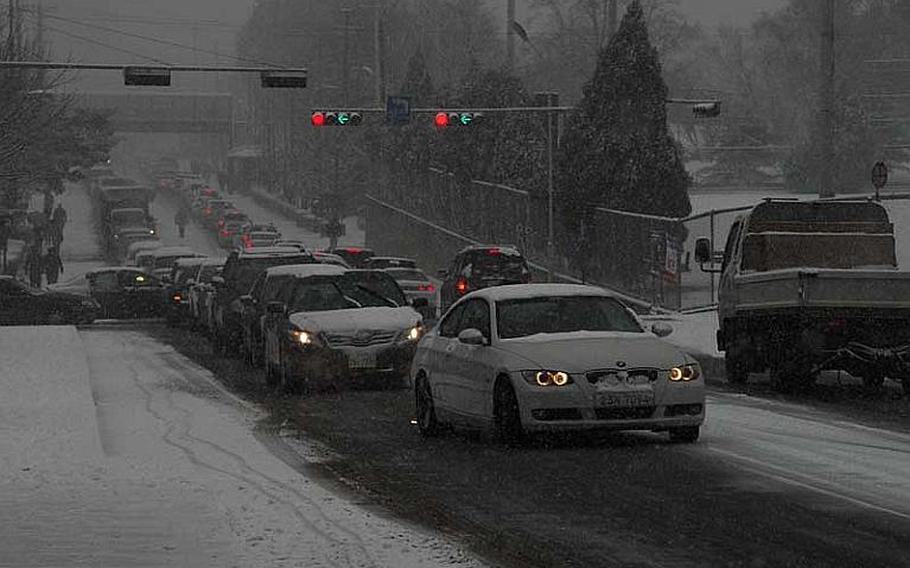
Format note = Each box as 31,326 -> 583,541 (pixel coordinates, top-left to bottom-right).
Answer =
84,167 -> 158,262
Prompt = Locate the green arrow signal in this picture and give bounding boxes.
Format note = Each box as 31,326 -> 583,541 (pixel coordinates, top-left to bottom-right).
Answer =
337,112 -> 350,125
459,113 -> 472,126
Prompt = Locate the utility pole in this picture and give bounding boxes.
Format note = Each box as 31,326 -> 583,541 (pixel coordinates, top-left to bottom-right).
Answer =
506,0 -> 515,70
342,8 -> 353,107
818,0 -> 835,198
373,5 -> 383,106
7,0 -> 16,57
35,0 -> 43,53
607,0 -> 618,41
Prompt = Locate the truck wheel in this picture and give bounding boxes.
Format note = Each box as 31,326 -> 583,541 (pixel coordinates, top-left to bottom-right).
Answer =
724,352 -> 749,385
770,363 -> 815,394
862,372 -> 885,392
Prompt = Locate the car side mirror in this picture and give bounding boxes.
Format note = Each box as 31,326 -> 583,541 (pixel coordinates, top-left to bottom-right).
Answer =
437,268 -> 448,278
651,322 -> 673,338
458,328 -> 487,346
694,237 -> 712,265
411,297 -> 429,308
266,301 -> 285,315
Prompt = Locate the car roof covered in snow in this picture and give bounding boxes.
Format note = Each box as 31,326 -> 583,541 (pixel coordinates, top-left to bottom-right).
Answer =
466,283 -> 613,303
149,246 -> 201,258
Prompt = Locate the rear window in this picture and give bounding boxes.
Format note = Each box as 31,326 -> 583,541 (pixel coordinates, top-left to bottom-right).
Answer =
385,269 -> 427,281
464,250 -> 529,280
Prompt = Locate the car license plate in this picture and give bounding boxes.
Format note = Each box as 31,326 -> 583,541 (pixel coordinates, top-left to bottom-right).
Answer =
594,391 -> 654,408
348,351 -> 377,370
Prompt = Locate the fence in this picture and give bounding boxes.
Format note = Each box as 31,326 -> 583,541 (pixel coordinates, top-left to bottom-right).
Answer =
370,164 -> 910,312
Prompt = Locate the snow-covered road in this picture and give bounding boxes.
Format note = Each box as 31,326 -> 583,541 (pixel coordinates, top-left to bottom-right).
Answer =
0,326 -> 485,568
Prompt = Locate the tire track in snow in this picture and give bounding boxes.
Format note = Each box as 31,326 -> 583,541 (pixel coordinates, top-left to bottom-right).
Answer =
120,333 -> 379,568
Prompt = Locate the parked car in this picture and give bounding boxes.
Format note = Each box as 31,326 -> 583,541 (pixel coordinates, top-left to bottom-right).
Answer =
261,269 -> 423,392
383,267 -> 437,320
312,251 -> 351,268
188,258 -> 226,332
147,247 -> 204,282
50,268 -> 166,319
126,239 -> 163,265
410,284 -> 704,443
165,256 -> 208,325
238,264 -> 343,368
235,224 -> 281,250
1,275 -> 99,325
324,246 -> 374,268
199,199 -> 233,226
438,245 -> 531,313
216,211 -> 252,248
211,247 -> 317,353
363,256 -> 417,270
112,229 -> 158,261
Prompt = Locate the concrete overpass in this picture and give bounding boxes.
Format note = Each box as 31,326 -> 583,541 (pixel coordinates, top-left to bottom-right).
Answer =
73,91 -> 233,134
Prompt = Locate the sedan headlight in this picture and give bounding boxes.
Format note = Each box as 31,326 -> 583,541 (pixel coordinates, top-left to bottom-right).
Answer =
668,364 -> 701,382
288,328 -> 321,347
399,324 -> 423,342
521,370 -> 573,387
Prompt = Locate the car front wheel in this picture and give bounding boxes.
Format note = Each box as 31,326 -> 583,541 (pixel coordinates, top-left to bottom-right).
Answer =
494,378 -> 525,445
669,426 -> 700,444
415,374 -> 439,437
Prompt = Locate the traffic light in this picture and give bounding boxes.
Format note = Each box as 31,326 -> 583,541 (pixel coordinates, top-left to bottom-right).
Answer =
433,112 -> 484,128
311,111 -> 363,126
692,102 -> 721,118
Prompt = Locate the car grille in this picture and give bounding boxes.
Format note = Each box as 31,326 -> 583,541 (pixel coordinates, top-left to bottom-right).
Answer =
586,368 -> 658,386
594,407 -> 656,420
325,330 -> 397,347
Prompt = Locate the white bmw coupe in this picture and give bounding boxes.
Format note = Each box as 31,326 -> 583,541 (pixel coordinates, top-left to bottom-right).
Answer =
411,284 -> 705,443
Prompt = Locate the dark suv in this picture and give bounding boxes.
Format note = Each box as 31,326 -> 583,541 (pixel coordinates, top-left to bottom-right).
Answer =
438,245 -> 531,313
211,247 -> 316,353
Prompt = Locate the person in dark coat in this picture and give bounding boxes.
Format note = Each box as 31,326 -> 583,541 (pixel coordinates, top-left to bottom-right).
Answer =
43,246 -> 64,285
51,204 -> 67,246
26,246 -> 43,287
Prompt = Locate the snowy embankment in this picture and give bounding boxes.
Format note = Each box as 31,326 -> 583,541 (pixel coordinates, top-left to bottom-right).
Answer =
0,326 -> 486,567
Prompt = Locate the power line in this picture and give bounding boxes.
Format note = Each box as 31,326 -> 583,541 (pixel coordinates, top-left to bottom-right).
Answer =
42,24 -> 171,65
24,10 -> 284,69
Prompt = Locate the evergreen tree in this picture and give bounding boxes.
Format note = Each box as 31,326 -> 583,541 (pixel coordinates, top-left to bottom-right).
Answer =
556,1 -> 690,286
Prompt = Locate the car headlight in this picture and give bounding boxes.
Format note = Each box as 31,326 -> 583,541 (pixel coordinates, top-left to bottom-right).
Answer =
668,364 -> 701,382
521,370 -> 573,387
400,324 -> 423,342
289,328 -> 314,346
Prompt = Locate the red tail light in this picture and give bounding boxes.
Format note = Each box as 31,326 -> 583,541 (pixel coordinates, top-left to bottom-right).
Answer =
220,229 -> 229,237
487,247 -> 501,256
418,283 -> 435,292
218,219 -> 225,227
455,278 -> 468,295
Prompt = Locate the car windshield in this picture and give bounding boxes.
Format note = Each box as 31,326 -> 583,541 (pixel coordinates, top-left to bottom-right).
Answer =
343,272 -> 407,307
234,255 -> 313,292
111,210 -> 146,225
496,295 -> 643,339
287,275 -> 401,312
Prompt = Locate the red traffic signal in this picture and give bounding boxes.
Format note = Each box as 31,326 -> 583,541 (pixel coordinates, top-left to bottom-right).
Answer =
311,111 -> 363,126
434,112 -> 483,128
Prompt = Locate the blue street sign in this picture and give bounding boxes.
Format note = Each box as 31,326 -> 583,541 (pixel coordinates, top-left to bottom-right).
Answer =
387,95 -> 411,125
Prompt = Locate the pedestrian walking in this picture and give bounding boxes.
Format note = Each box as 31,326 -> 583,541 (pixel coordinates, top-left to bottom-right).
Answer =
43,246 -> 64,285
174,209 -> 188,239
26,246 -> 43,287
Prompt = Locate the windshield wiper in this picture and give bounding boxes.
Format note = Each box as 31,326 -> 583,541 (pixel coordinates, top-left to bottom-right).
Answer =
354,284 -> 398,307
